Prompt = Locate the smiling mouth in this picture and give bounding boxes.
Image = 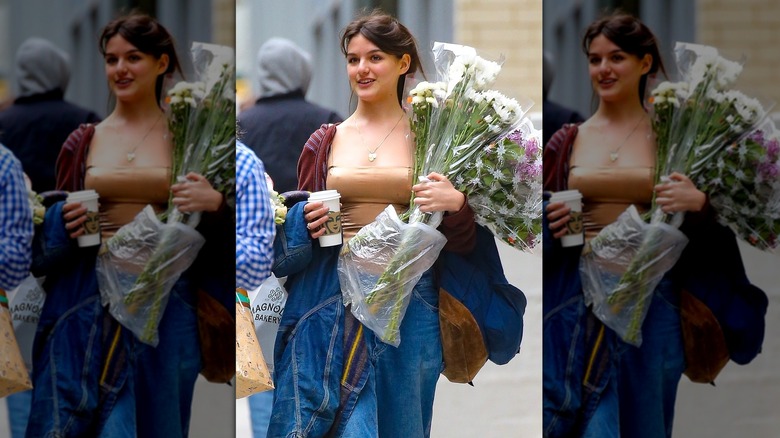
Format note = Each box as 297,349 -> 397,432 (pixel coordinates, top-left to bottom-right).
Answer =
357,79 -> 374,85
599,78 -> 616,86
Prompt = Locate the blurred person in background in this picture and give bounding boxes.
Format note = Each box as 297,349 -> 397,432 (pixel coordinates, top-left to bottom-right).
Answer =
0,37 -> 101,194
238,37 -> 342,194
542,50 -> 583,147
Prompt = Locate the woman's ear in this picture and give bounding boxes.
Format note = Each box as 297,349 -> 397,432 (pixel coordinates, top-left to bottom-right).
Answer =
398,53 -> 411,75
157,53 -> 170,75
640,54 -> 652,75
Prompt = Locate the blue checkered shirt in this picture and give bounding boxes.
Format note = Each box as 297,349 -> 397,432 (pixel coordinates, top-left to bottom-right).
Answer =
0,144 -> 33,290
236,141 -> 276,290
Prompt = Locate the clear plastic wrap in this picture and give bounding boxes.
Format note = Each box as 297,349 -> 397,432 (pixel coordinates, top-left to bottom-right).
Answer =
96,205 -> 205,346
580,206 -> 688,346
338,205 -> 446,346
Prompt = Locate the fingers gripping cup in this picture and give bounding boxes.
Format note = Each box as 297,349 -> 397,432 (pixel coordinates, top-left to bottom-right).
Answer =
308,190 -> 342,247
67,189 -> 101,247
550,189 -> 584,247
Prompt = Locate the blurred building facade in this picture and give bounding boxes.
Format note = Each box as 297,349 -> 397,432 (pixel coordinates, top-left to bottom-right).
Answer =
544,0 -> 780,122
543,0 -> 694,119
0,0 -> 234,117
238,0 -> 543,123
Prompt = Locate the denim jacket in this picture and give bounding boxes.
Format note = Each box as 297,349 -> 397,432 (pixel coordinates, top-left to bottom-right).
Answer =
268,201 -> 370,437
27,201 -> 132,437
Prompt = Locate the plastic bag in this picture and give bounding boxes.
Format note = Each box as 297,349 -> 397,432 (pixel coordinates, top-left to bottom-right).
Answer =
248,273 -> 287,372
236,289 -> 273,398
580,205 -> 688,346
7,274 -> 46,373
338,205 -> 447,346
0,290 -> 33,397
96,205 -> 205,346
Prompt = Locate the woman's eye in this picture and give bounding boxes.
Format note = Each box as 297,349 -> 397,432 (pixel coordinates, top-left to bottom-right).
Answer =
371,55 -> 382,61
106,57 -> 117,65
347,57 -> 358,64
612,55 -> 624,62
588,57 -> 600,65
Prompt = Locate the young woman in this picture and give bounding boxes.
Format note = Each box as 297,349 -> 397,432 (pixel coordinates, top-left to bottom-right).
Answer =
26,14 -> 230,438
267,11 -> 476,437
543,13 -> 762,438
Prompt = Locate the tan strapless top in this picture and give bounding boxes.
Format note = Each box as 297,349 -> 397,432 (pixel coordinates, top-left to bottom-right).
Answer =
85,161 -> 171,238
326,166 -> 412,242
568,166 -> 654,240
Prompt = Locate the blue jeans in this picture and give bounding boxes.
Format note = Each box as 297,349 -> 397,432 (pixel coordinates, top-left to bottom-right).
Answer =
616,279 -> 684,438
136,285 -> 202,437
6,389 -> 31,438
342,272 -> 442,437
250,389 -> 274,437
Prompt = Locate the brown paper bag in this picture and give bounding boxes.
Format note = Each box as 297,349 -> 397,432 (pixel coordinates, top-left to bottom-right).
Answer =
0,289 -> 33,397
235,288 -> 273,399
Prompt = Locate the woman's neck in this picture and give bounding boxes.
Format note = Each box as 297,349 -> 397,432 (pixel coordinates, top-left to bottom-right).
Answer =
110,98 -> 163,123
593,99 -> 646,123
353,99 -> 405,123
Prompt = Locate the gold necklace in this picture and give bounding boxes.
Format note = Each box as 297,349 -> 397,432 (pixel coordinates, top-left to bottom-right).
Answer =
126,112 -> 164,162
356,113 -> 405,162
609,113 -> 646,162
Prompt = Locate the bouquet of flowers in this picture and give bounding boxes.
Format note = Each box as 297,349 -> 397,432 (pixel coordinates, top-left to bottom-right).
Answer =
338,42 -> 539,346
96,42 -> 236,346
581,42 -> 771,346
698,127 -> 780,252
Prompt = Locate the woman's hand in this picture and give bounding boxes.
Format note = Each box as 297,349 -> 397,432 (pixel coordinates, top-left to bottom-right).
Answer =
63,201 -> 88,239
654,172 -> 707,213
546,201 -> 572,239
303,201 -> 330,239
412,172 -> 466,214
171,172 -> 224,213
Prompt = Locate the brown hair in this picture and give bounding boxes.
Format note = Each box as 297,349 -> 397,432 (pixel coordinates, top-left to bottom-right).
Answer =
99,13 -> 181,104
582,12 -> 666,104
340,10 -> 423,106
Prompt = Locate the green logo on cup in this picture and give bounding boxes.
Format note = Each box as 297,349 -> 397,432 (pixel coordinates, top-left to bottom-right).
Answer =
84,211 -> 100,234
323,211 -> 342,235
567,211 -> 583,235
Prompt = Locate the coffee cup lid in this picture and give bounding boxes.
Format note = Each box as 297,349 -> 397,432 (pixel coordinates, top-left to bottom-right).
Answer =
67,189 -> 99,201
308,190 -> 341,202
550,190 -> 582,202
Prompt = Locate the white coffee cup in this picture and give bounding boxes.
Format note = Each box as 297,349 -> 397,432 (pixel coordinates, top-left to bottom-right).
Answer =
66,189 -> 101,247
549,189 -> 584,247
308,190 -> 342,247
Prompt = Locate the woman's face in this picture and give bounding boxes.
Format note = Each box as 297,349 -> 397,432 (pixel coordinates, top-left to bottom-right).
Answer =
104,34 -> 169,102
587,34 -> 651,103
345,34 -> 410,104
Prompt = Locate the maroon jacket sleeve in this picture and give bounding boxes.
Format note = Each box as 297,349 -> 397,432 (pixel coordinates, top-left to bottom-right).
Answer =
297,124 -> 336,192
55,124 -> 95,192
543,124 -> 578,193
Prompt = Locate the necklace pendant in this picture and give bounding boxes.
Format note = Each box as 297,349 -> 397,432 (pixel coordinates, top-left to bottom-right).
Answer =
127,152 -> 136,162
609,152 -> 618,162
368,152 -> 377,162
